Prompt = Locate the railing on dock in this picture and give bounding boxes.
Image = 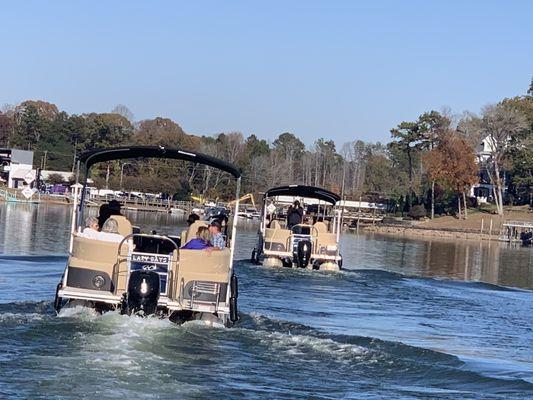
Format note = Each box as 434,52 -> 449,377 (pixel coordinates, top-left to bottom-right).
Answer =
501,220 -> 533,242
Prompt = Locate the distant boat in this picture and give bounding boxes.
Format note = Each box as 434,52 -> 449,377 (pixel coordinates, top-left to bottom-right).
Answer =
169,207 -> 186,215
237,207 -> 261,220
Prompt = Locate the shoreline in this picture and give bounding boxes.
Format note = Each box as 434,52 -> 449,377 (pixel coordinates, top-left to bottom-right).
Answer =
361,224 -> 500,241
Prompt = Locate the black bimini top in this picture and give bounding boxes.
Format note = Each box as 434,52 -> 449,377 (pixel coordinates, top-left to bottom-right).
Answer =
79,146 -> 241,178
264,185 -> 340,204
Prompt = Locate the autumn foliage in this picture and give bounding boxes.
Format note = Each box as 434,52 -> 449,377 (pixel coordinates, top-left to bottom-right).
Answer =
423,132 -> 478,217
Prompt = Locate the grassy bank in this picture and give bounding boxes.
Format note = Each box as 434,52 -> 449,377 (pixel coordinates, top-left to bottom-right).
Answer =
363,207 -> 533,241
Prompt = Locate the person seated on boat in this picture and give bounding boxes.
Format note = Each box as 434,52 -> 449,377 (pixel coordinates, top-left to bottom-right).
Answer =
186,213 -> 200,226
97,218 -> 124,243
97,200 -> 123,230
287,200 -> 304,229
97,203 -> 110,230
209,220 -> 225,250
181,226 -> 213,250
108,199 -> 122,216
81,216 -> 100,239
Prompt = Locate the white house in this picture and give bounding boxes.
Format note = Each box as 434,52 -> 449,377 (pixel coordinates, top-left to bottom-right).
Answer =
0,148 -> 35,189
470,135 -> 506,204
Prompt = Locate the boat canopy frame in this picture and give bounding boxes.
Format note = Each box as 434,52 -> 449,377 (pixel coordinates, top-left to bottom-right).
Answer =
263,185 -> 340,205
73,146 -> 242,254
79,146 -> 241,178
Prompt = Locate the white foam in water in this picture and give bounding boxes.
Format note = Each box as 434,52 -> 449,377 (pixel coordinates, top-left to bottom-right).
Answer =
58,305 -> 100,319
0,312 -> 45,323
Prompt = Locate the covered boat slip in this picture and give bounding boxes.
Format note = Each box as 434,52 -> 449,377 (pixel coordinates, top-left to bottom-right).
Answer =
56,146 -> 241,325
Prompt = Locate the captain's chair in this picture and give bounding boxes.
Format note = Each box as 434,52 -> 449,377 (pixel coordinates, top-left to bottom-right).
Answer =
109,215 -> 133,237
268,219 -> 281,230
313,221 -> 328,234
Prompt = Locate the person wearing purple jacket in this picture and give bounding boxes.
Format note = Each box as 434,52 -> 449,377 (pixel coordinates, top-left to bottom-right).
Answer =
181,226 -> 213,250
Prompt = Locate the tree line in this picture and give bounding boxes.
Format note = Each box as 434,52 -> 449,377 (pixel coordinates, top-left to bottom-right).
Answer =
1,80 -> 532,217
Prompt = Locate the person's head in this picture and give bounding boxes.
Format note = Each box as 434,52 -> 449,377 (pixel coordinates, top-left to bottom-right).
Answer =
85,216 -> 98,231
102,218 -> 120,234
187,213 -> 200,226
196,226 -> 211,242
294,200 -> 300,208
108,200 -> 122,215
209,220 -> 222,234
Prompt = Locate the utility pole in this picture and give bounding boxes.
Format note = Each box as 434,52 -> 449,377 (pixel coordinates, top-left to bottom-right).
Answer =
105,164 -> 110,189
71,140 -> 77,173
42,150 -> 48,171
120,162 -> 130,190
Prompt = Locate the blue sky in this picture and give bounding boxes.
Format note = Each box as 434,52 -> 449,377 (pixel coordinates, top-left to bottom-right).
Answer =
1,1 -> 531,145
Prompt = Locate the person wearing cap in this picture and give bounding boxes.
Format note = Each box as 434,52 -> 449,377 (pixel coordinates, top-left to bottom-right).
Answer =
286,200 -> 304,229
209,220 -> 225,250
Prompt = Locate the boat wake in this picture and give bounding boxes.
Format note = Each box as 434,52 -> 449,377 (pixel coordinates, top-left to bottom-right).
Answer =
0,300 -> 531,399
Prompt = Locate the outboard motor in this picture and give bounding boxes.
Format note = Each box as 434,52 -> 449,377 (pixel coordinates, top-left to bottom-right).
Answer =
126,270 -> 160,315
295,240 -> 312,268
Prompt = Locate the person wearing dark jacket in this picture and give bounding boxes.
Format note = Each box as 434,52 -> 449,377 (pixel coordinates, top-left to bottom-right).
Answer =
286,200 -> 304,228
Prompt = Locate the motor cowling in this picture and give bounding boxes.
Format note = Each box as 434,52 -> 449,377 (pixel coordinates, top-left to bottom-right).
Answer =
295,239 -> 312,268
126,270 -> 160,316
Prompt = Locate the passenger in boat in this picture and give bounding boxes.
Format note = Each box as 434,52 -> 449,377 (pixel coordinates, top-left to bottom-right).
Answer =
186,213 -> 200,226
97,203 -> 109,230
181,226 -> 213,250
82,216 -> 100,239
209,220 -> 225,250
98,218 -> 124,243
287,200 -> 304,229
98,200 -> 123,230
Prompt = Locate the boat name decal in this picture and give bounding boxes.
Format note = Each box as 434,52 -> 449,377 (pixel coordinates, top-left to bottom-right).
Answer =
131,253 -> 170,264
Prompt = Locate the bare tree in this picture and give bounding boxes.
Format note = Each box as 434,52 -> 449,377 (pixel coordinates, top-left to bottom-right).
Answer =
111,104 -> 135,123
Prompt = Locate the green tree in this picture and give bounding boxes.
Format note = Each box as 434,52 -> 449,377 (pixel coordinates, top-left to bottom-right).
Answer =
390,121 -> 425,208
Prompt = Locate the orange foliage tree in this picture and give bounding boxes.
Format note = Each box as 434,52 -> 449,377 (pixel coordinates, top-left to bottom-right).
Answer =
423,132 -> 478,219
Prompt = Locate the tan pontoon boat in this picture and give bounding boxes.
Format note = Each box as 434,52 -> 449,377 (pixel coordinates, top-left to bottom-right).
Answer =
251,185 -> 342,271
54,146 -> 241,326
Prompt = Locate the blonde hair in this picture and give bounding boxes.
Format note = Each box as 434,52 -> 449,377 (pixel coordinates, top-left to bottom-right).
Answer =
102,218 -> 119,234
196,226 -> 211,243
85,216 -> 98,228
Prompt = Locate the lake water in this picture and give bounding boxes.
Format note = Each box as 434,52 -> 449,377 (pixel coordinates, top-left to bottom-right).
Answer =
0,203 -> 532,399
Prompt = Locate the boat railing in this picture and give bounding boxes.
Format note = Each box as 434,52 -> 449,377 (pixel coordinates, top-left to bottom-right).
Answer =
289,224 -> 319,253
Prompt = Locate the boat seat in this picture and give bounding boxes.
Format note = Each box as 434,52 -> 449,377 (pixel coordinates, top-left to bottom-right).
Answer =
109,215 -> 133,237
177,248 -> 231,303
67,234 -> 129,293
182,220 -> 209,245
264,227 -> 290,252
315,231 -> 338,256
313,221 -> 328,233
268,220 -> 281,229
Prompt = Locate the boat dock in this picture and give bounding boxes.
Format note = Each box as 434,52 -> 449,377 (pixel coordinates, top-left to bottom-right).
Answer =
501,220 -> 533,242
88,198 -> 195,214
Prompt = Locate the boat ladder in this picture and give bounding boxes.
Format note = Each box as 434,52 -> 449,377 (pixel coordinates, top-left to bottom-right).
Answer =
190,281 -> 221,312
